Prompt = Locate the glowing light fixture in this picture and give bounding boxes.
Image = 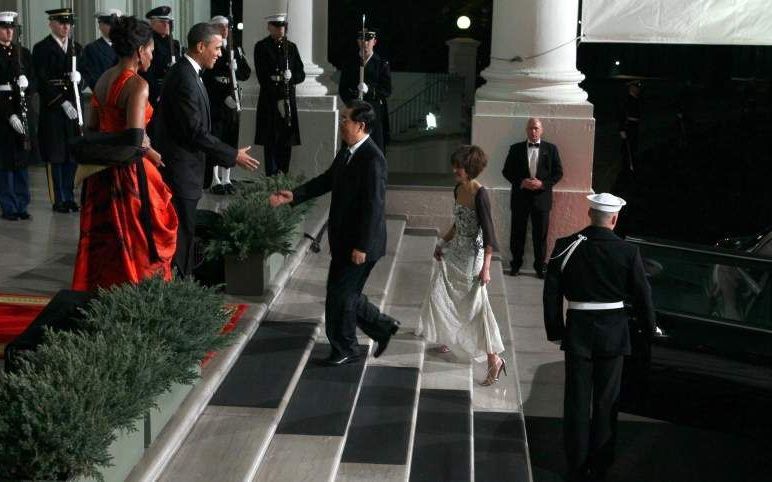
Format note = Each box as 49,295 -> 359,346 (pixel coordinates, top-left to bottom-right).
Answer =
614,60 -> 621,66
237,22 -> 244,31
456,15 -> 471,30
426,113 -> 437,130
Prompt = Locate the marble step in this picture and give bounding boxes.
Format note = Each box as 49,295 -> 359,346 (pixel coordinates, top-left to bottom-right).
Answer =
251,219 -> 407,482
336,231 -> 438,482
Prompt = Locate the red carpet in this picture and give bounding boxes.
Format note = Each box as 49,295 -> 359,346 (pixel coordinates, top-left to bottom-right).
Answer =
0,293 -> 248,361
0,294 -> 50,357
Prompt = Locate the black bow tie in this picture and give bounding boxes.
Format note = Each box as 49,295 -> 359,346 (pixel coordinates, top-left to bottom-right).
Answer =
528,142 -> 540,148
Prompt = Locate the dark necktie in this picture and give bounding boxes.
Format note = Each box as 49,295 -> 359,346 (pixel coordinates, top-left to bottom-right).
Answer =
342,149 -> 352,165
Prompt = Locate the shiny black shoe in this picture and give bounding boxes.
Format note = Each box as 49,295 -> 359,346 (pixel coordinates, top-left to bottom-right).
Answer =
223,183 -> 236,194
65,201 -> 79,212
322,352 -> 360,367
373,318 -> 401,358
17,212 -> 31,220
1,213 -> 19,221
210,184 -> 227,195
52,202 -> 69,213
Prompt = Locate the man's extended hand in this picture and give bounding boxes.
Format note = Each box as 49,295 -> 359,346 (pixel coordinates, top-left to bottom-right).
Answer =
235,146 -> 259,171
269,190 -> 293,207
351,249 -> 366,265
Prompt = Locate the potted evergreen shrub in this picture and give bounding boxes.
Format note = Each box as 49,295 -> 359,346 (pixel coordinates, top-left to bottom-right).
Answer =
205,173 -> 311,296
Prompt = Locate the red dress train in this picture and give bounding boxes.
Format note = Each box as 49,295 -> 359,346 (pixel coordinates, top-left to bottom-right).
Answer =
72,69 -> 178,291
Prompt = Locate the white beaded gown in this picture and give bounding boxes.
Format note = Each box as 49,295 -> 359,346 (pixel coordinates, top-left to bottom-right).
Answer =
416,198 -> 505,361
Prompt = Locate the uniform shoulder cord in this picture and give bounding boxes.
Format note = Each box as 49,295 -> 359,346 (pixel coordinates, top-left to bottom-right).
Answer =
548,234 -> 587,272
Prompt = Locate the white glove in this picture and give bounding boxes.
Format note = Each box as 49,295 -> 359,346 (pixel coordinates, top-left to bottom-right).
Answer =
283,69 -> 292,81
357,82 -> 369,95
619,131 -> 627,140
68,70 -> 82,84
61,100 -> 79,120
9,114 -> 25,135
224,96 -> 238,109
16,75 -> 29,91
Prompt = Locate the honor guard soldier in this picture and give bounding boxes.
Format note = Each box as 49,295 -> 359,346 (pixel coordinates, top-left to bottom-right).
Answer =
618,80 -> 642,180
142,6 -> 180,107
33,8 -> 83,213
0,11 -> 34,221
79,9 -> 122,90
203,15 -> 251,194
338,27 -> 392,152
254,13 -> 305,176
543,193 -> 656,482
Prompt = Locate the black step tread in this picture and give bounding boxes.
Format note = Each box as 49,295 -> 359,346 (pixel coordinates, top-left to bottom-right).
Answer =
409,389 -> 471,482
474,411 -> 529,481
209,320 -> 318,408
341,366 -> 420,465
275,344 -> 369,436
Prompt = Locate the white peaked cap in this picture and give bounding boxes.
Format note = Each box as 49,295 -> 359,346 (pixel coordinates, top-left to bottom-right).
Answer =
587,193 -> 627,213
0,11 -> 18,24
96,8 -> 123,18
265,13 -> 287,23
210,15 -> 228,25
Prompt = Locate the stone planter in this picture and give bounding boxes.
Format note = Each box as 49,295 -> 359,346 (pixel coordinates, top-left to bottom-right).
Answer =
74,418 -> 145,482
224,252 -> 287,296
145,380 -> 195,448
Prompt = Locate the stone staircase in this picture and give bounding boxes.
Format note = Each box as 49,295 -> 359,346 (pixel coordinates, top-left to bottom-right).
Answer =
127,217 -> 532,482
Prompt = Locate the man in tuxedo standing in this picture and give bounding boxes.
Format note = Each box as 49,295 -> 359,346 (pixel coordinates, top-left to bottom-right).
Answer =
502,117 -> 563,278
155,22 -> 259,277
269,100 -> 400,366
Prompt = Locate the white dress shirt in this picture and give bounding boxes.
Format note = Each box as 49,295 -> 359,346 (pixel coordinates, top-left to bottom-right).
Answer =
346,134 -> 370,163
527,140 -> 541,178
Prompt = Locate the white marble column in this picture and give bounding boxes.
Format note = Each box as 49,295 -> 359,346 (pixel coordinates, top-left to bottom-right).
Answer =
477,0 -> 586,103
312,0 -> 336,93
288,0 -> 327,97
472,0 -> 594,270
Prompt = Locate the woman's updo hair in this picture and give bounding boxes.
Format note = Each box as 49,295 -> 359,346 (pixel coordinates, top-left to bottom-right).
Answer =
450,145 -> 488,179
110,16 -> 153,57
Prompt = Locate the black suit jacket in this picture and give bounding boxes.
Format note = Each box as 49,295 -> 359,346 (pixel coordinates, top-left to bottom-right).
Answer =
543,226 -> 656,357
502,140 -> 563,211
155,58 -> 237,200
292,137 -> 387,262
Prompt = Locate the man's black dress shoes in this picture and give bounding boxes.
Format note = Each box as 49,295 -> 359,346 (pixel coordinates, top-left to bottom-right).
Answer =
322,353 -> 360,367
373,318 -> 401,358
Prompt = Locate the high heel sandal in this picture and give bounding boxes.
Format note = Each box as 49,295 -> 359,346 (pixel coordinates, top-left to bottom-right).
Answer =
436,344 -> 451,354
481,358 -> 507,386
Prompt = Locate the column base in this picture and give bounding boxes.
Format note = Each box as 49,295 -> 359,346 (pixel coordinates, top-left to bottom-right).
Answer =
478,63 -> 588,103
292,96 -> 339,178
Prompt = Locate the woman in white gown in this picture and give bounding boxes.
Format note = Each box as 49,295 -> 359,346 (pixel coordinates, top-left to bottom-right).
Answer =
416,145 -> 506,386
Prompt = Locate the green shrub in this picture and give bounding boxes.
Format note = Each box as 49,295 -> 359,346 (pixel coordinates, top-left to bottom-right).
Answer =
0,325 -> 173,481
205,173 -> 311,262
79,276 -> 235,385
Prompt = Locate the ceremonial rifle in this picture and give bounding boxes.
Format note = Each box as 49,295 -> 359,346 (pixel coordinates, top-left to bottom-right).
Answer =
69,0 -> 83,135
227,0 -> 242,112
169,17 -> 176,66
282,0 -> 292,128
14,21 -> 31,151
358,14 -> 366,101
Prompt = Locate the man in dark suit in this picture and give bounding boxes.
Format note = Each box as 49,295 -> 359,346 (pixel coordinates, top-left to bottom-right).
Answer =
338,29 -> 392,152
543,193 -> 655,482
141,6 -> 181,108
269,100 -> 400,366
79,9 -> 121,90
203,15 -> 251,194
502,117 -> 563,278
155,22 -> 259,277
254,13 -> 305,176
32,8 -> 83,214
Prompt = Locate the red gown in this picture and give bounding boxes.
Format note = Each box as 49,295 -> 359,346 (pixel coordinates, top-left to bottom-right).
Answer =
72,69 -> 178,291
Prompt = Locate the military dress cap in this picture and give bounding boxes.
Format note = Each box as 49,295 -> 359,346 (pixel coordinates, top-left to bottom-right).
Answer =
0,11 -> 17,27
587,193 -> 627,213
46,8 -> 76,24
265,13 -> 287,25
356,30 -> 377,41
210,15 -> 229,26
96,8 -> 123,23
146,6 -> 173,21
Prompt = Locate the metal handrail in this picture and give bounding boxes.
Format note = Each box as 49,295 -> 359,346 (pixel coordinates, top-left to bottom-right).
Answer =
389,73 -> 460,136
